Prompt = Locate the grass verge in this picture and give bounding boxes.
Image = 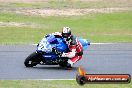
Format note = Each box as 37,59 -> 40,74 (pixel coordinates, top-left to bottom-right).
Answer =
0,80 -> 131,88
0,11 -> 132,44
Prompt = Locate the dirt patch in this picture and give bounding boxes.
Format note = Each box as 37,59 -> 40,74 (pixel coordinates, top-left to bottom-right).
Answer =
0,0 -> 45,3
0,21 -> 39,28
0,0 -> 131,16
15,7 -> 131,16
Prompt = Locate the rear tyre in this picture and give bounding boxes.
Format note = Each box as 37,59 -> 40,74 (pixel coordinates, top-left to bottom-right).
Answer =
59,58 -> 68,67
59,62 -> 66,67
24,52 -> 41,67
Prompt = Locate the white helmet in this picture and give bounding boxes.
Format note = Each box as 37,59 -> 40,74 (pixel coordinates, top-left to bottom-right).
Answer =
62,27 -> 71,39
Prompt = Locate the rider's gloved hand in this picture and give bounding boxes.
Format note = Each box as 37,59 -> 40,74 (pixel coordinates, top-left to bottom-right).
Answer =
52,47 -> 63,57
61,53 -> 67,57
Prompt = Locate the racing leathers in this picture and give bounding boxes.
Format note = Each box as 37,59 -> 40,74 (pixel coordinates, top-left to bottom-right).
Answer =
52,32 -> 83,66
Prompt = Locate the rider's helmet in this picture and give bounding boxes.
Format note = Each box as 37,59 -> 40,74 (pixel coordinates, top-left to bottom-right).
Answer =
62,27 -> 71,41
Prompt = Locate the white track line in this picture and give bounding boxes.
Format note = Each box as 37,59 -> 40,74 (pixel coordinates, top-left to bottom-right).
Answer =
32,44 -> 38,45
90,43 -> 114,45
27,79 -> 75,80
32,43 -> 114,46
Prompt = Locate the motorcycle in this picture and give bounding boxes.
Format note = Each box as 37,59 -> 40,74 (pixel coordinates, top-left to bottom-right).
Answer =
24,34 -> 90,68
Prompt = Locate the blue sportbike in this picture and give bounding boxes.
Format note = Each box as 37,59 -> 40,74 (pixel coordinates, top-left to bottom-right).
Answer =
24,34 -> 90,68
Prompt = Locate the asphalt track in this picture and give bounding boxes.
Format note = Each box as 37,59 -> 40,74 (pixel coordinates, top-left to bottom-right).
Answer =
0,43 -> 132,79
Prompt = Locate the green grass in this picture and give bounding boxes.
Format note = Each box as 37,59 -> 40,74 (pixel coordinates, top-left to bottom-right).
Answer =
0,11 -> 132,44
0,80 -> 131,88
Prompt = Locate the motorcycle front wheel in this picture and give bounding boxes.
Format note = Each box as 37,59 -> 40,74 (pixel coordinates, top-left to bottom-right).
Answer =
24,52 -> 41,67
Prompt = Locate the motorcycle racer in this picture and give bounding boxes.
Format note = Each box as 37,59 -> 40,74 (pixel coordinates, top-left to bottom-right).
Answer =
52,27 -> 83,69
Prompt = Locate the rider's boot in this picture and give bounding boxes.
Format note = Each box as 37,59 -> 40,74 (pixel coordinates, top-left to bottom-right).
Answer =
66,63 -> 72,70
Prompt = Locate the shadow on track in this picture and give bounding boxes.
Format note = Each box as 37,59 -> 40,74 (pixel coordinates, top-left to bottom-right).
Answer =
27,66 -> 78,71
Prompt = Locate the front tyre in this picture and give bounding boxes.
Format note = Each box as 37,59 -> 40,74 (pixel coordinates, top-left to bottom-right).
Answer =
24,52 -> 41,67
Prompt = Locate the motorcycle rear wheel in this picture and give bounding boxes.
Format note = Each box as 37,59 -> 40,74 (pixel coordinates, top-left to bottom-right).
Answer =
58,58 -> 68,67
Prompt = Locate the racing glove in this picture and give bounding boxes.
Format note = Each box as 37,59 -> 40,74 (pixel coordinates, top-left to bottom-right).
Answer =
52,47 -> 63,57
